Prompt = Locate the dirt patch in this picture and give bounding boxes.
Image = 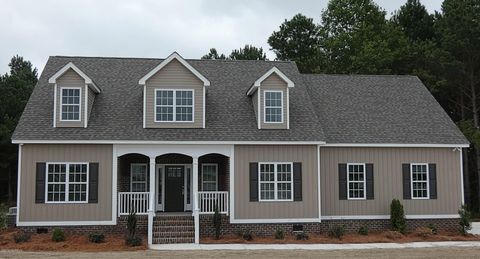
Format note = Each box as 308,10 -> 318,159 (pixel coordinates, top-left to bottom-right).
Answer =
202,230 -> 480,244
0,229 -> 147,251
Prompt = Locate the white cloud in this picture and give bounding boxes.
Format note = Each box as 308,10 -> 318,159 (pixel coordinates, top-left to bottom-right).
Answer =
0,0 -> 442,75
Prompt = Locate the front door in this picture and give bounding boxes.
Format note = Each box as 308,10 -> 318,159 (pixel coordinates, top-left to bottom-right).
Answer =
164,166 -> 185,212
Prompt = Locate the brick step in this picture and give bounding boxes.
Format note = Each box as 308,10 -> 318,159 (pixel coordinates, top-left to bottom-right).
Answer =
153,225 -> 195,232
153,231 -> 194,238
154,216 -> 194,220
153,220 -> 194,226
153,237 -> 195,244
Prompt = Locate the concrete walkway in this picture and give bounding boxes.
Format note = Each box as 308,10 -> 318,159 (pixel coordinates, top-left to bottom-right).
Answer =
150,241 -> 480,250
470,222 -> 480,235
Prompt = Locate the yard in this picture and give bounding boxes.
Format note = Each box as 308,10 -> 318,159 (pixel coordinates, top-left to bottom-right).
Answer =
2,247 -> 480,259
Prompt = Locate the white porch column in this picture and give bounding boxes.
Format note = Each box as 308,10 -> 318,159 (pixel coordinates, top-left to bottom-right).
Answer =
192,156 -> 200,244
147,156 -> 156,246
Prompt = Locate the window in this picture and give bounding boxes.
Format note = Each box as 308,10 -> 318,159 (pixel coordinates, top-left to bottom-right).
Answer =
131,164 -> 147,192
155,89 -> 193,122
411,163 -> 429,199
264,91 -> 283,123
60,87 -> 81,121
347,163 -> 365,200
46,163 -> 88,203
201,164 -> 218,191
259,162 -> 292,201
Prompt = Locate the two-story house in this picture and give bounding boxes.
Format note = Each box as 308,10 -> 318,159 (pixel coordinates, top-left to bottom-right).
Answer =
12,52 -> 469,246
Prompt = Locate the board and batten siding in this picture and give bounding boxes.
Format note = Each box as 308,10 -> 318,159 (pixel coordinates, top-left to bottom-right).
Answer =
320,147 -> 462,216
258,74 -> 288,129
234,145 -> 318,219
55,68 -> 86,128
145,59 -> 204,128
19,144 -> 113,222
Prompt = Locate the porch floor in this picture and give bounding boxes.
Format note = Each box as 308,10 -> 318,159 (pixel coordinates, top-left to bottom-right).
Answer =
155,212 -> 192,216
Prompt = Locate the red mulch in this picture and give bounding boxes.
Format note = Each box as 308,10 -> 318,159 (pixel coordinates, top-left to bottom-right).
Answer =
0,229 -> 147,251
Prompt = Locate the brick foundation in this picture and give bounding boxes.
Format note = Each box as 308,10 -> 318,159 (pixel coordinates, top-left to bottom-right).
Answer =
18,215 -> 148,235
199,215 -> 460,237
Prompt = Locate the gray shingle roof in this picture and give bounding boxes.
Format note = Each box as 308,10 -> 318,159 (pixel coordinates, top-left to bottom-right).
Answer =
12,56 -> 467,145
304,74 -> 468,144
12,56 -> 325,142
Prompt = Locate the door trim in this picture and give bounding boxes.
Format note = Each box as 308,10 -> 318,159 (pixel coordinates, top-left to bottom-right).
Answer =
155,164 -> 192,212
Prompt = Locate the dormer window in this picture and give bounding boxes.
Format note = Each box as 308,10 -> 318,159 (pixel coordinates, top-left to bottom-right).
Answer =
264,91 -> 283,123
155,89 -> 194,122
60,87 -> 81,121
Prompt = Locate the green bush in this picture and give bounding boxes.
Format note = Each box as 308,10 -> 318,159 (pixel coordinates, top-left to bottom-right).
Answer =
0,204 -> 7,230
125,236 -> 142,246
427,223 -> 438,235
390,199 -> 406,234
88,233 -> 105,243
274,228 -> 285,240
212,204 -> 222,240
459,204 -> 472,235
126,210 -> 137,240
242,230 -> 253,241
52,228 -> 66,242
13,232 -> 31,243
295,232 -> 309,240
328,225 -> 345,240
358,226 -> 369,236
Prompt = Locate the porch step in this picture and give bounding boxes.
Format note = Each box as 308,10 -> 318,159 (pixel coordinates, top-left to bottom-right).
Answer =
152,215 -> 195,244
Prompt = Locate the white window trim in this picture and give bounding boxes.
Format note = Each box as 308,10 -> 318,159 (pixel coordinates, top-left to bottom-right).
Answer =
59,86 -> 82,122
263,90 -> 284,124
130,163 -> 148,192
45,162 -> 89,204
154,89 -> 195,123
201,163 -> 218,191
410,163 -> 430,200
258,162 -> 293,202
346,163 -> 366,200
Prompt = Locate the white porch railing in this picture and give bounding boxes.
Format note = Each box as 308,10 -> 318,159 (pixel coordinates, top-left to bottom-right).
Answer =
198,191 -> 229,215
118,192 -> 150,215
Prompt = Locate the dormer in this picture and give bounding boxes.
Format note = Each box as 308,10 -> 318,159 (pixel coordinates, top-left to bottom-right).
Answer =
139,52 -> 210,128
247,67 -> 294,129
48,62 -> 100,128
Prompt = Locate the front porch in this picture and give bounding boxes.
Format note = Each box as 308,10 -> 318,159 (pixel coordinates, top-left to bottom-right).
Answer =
113,144 -> 233,245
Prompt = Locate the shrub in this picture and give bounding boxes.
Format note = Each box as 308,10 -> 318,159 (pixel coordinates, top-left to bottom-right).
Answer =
358,226 -> 369,236
212,204 -> 222,240
88,233 -> 105,243
427,223 -> 438,235
414,227 -> 433,238
274,228 -> 285,240
328,225 -> 345,240
52,228 -> 66,242
126,210 -> 137,240
125,236 -> 142,246
295,232 -> 309,240
390,199 -> 406,233
459,204 -> 472,235
0,204 -> 7,230
13,232 -> 31,243
242,230 -> 253,241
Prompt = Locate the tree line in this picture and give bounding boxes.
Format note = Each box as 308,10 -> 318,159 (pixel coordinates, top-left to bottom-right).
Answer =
1,0 -> 479,213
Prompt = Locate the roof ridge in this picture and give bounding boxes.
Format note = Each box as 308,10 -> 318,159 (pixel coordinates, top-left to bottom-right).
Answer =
302,73 -> 417,78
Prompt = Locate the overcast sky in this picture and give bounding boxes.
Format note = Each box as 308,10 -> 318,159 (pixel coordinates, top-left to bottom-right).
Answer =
0,0 -> 442,75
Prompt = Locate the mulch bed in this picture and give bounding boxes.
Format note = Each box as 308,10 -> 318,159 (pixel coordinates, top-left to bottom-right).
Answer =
0,229 -> 147,251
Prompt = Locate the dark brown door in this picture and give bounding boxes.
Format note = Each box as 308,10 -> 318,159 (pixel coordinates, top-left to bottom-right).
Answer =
165,166 -> 184,212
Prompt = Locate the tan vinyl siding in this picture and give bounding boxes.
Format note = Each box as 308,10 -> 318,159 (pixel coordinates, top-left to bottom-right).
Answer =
252,90 -> 258,119
320,147 -> 462,216
145,59 -> 204,128
87,87 -> 95,121
55,68 -> 85,128
234,145 -> 318,219
19,144 -> 113,222
259,74 -> 288,129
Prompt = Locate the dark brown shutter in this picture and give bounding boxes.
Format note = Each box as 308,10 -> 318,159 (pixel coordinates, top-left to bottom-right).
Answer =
249,162 -> 258,202
402,163 -> 411,199
89,163 -> 99,203
338,163 -> 347,200
293,162 -> 302,201
366,163 -> 374,200
35,163 -> 46,203
429,163 -> 437,199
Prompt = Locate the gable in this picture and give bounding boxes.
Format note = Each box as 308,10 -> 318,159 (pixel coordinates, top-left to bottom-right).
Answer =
57,68 -> 85,85
146,59 -> 203,86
